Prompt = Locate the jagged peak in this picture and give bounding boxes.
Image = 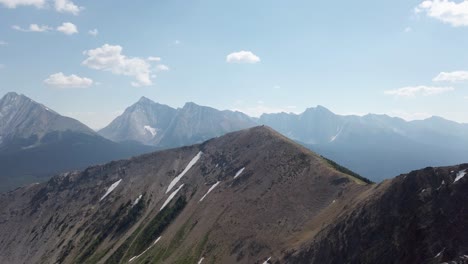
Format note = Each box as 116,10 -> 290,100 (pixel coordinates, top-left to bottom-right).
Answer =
0,92 -> 54,113
137,96 -> 154,104
1,92 -> 28,102
183,101 -> 201,108
304,105 -> 333,114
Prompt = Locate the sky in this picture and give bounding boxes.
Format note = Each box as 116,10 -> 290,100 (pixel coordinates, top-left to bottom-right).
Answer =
1,0 -> 468,129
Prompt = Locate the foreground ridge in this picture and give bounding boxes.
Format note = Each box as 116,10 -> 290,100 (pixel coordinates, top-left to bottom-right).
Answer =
0,126 -> 466,264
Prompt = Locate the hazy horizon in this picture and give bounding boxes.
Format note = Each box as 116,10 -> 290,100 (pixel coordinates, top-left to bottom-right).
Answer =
3,91 -> 467,131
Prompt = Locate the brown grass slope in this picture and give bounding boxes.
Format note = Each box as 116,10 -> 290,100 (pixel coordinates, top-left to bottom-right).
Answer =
0,126 -> 465,264
0,126 -> 368,263
286,164 -> 468,264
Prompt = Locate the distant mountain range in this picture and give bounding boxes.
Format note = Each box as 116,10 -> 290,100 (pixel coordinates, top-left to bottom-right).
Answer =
98,97 -> 468,182
1,91 -> 468,191
0,92 -> 155,192
99,97 -> 256,148
259,106 -> 468,181
1,126 -> 466,263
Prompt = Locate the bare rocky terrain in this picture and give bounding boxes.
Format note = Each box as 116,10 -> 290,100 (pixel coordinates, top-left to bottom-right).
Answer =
0,126 -> 466,263
0,92 -> 155,192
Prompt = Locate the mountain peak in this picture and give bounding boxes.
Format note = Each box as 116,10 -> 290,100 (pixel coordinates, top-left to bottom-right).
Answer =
1,91 -> 28,103
304,105 -> 333,114
137,96 -> 154,104
0,92 -> 95,144
4,91 -> 20,98
245,125 -> 282,137
183,101 -> 201,108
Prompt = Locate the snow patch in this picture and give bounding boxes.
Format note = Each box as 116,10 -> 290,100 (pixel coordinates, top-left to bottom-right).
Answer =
144,125 -> 157,137
166,151 -> 202,193
434,248 -> 444,258
454,170 -> 466,183
330,127 -> 343,142
198,257 -> 204,264
128,236 -> 162,262
263,257 -> 271,264
199,181 -> 221,202
100,179 -> 122,201
161,184 -> 184,211
437,180 -> 446,190
234,167 -> 245,179
133,194 -> 143,207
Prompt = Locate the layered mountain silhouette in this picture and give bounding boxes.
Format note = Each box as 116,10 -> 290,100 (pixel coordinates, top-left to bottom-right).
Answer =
0,92 -> 155,192
99,97 -> 468,182
260,107 -> 468,181
2,92 -> 468,191
0,126 -> 466,263
99,97 -> 256,148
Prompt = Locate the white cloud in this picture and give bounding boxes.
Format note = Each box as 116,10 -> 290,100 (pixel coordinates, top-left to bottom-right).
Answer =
226,51 -> 260,64
44,72 -> 93,88
0,0 -> 82,14
88,28 -> 98,36
147,56 -> 161,62
12,24 -> 52,32
54,0 -> 82,15
415,0 -> 468,27
82,44 -> 155,87
433,71 -> 468,82
56,22 -> 78,35
0,41 -> 8,46
384,85 -> 454,97
404,27 -> 413,32
0,0 -> 45,8
155,64 -> 169,72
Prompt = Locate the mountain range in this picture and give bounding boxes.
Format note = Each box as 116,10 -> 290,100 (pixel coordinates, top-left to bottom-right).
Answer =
0,92 -> 155,192
0,126 -> 466,263
98,97 -> 468,182
259,107 -> 468,181
99,97 -> 256,148
1,92 -> 468,192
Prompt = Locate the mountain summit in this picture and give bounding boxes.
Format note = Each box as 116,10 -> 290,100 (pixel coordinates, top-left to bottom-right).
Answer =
99,97 -> 177,145
0,92 -> 94,148
0,92 -> 155,192
99,97 -> 256,148
0,126 -> 466,263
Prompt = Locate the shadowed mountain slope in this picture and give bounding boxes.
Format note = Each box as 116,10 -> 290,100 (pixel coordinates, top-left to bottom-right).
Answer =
0,92 -> 155,192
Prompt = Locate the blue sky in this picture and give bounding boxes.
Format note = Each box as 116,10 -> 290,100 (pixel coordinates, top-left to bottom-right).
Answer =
1,0 -> 468,129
